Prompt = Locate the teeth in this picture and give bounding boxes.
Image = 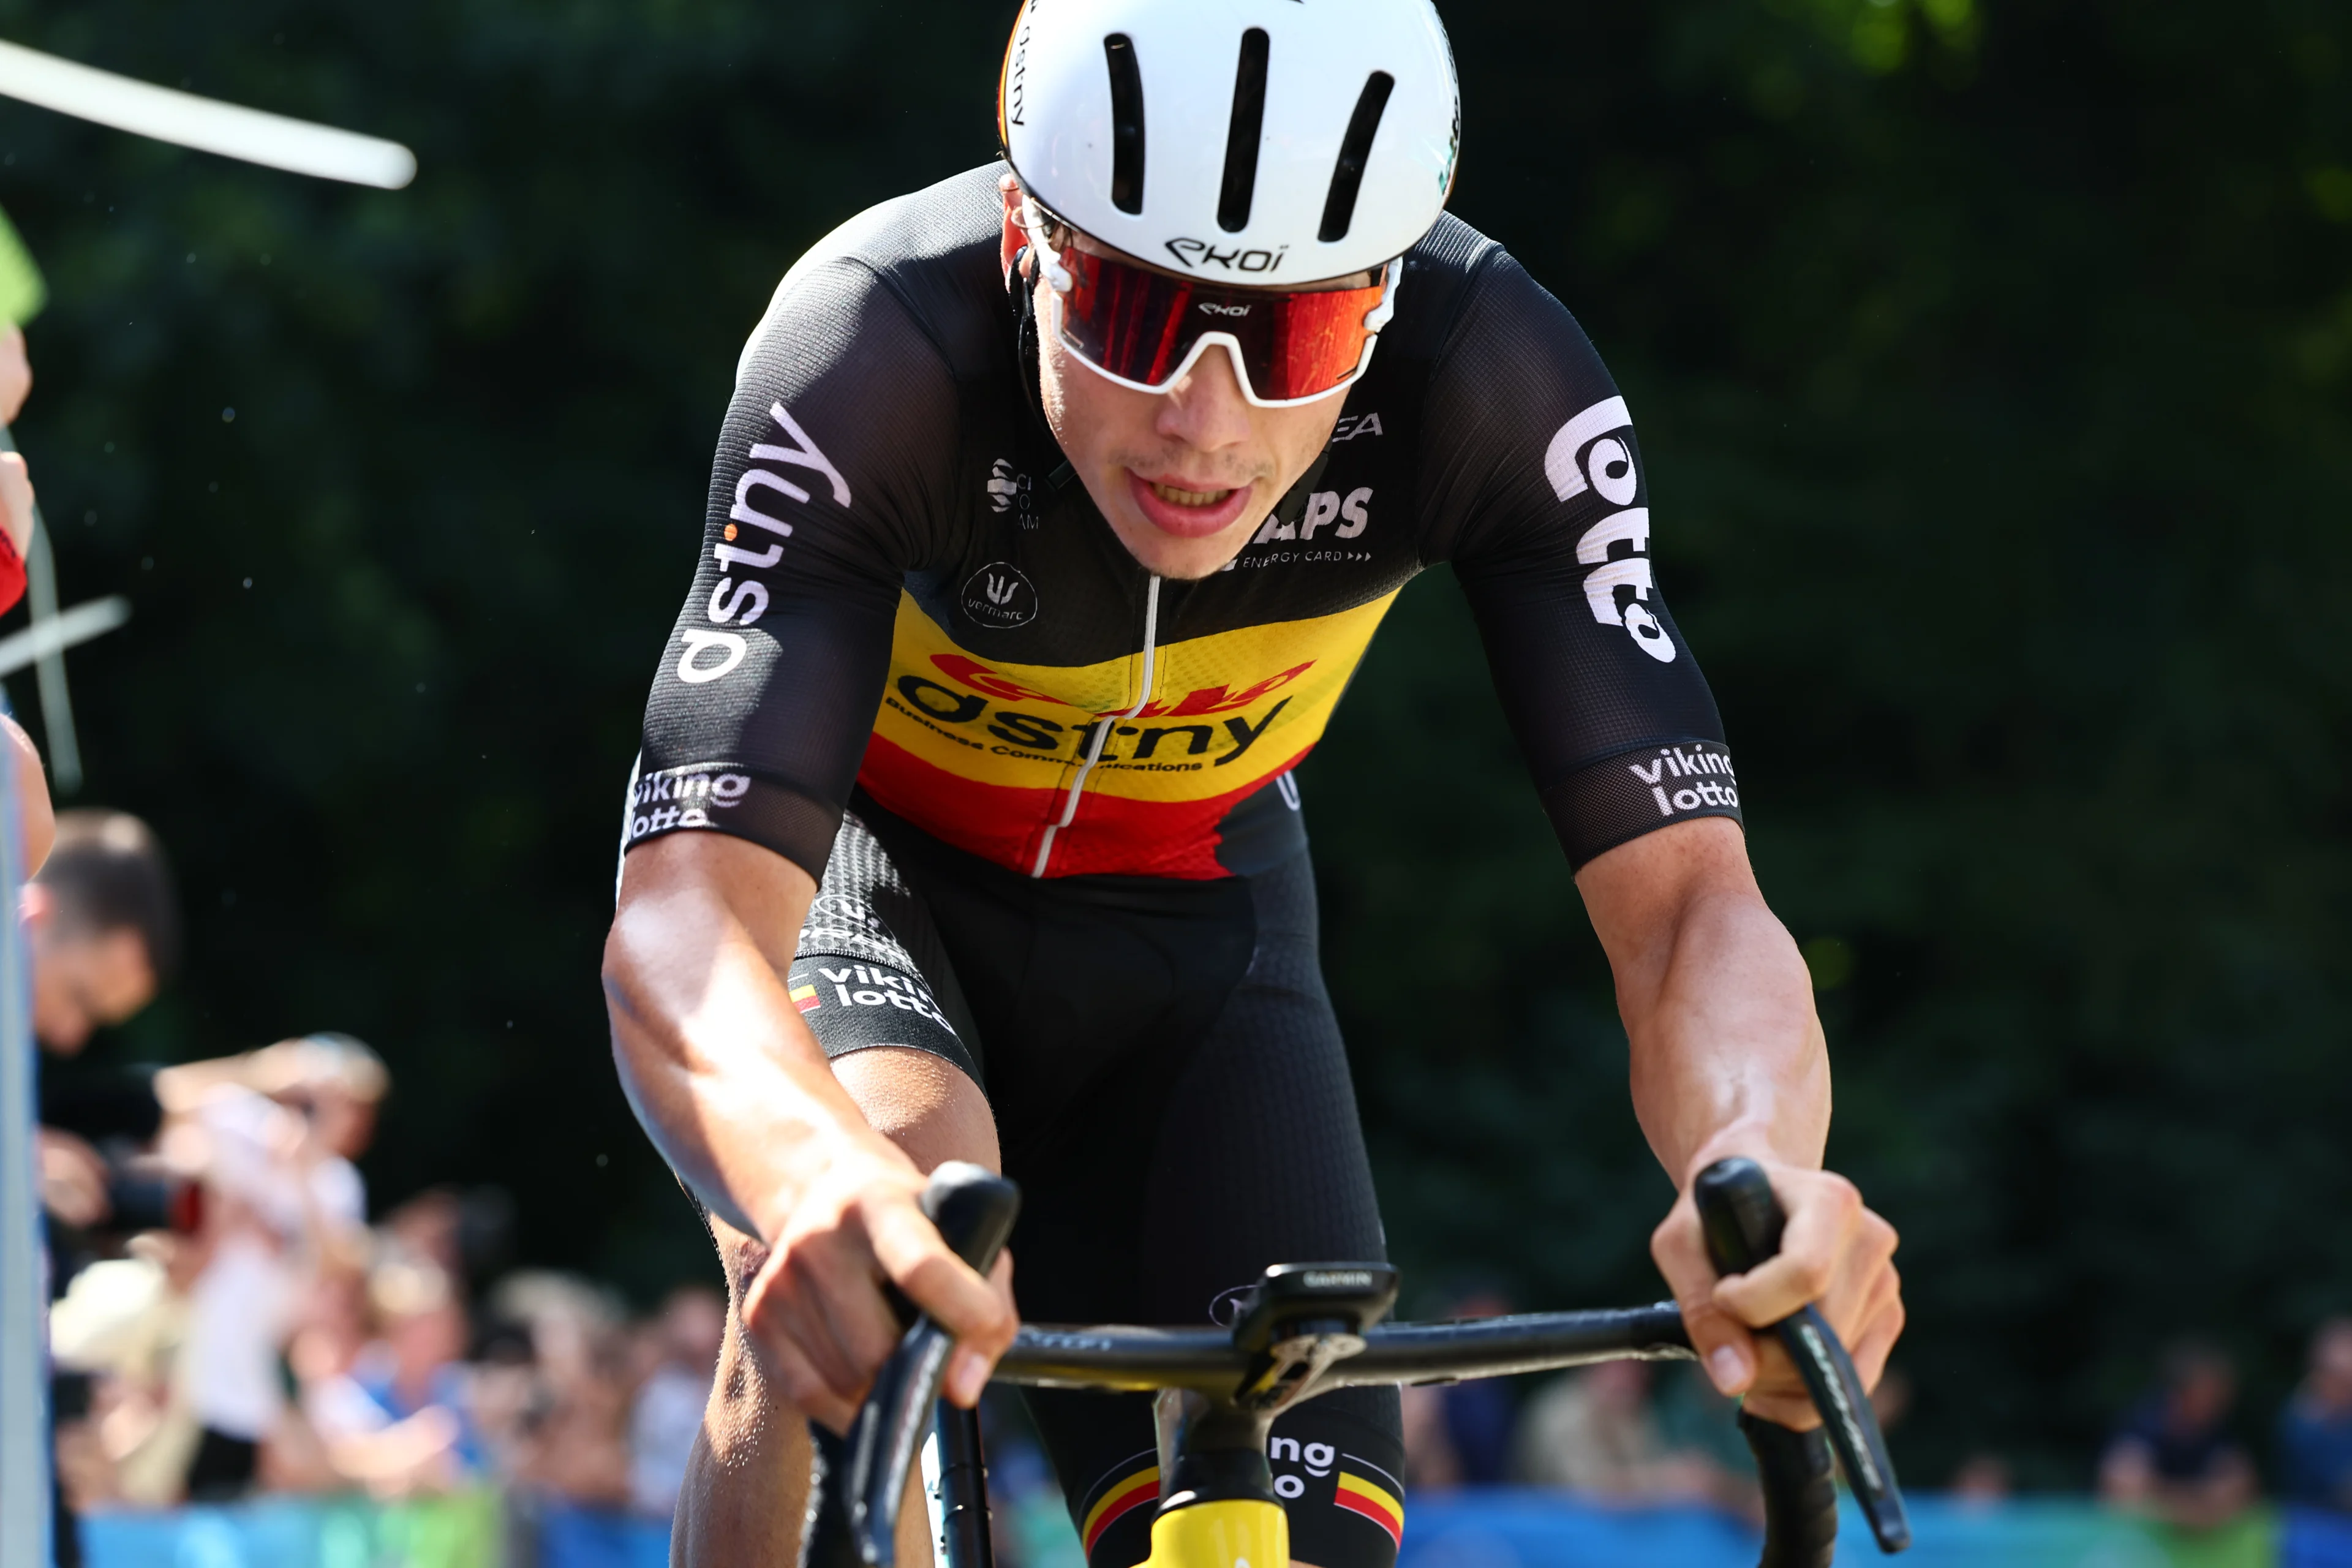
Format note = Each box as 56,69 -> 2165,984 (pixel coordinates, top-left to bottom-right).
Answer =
1150,482 -> 1232,507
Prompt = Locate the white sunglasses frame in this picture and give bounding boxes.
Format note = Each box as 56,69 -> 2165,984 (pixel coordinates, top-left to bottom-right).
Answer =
1020,204 -> 1401,410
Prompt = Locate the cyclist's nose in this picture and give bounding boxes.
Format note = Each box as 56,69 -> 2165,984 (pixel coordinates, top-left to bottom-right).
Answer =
1153,344 -> 1256,452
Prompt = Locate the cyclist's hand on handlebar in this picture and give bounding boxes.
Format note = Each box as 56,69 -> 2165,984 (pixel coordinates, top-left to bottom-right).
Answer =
739,1140 -> 1018,1434
1651,1154 -> 1904,1430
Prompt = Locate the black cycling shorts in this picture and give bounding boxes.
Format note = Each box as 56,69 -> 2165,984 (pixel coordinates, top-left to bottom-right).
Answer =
784,792 -> 1406,1568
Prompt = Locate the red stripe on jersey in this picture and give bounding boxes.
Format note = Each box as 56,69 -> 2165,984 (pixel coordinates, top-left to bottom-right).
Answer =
856,733 -> 1311,880
1082,1473 -> 1161,1555
1333,1482 -> 1403,1547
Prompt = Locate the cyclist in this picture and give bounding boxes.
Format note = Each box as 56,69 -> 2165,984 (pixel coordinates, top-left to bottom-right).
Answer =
604,2 -> 1904,1564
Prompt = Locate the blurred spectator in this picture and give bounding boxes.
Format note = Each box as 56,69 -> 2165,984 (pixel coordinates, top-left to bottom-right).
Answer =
1951,1452 -> 2013,1506
383,1183 -> 516,1300
980,1392 -> 1086,1568
492,1272 -> 636,1507
2098,1339 -> 2256,1529
29,810 -> 175,1056
1512,1360 -> 1746,1509
328,1256 -> 480,1493
2280,1318 -> 2352,1510
48,1236 -> 203,1507
30,809 -> 174,1568
1869,1364 -> 1913,1435
32,810 -> 178,1240
1400,1287 -> 1517,1490
154,1033 -> 387,1500
1653,1361 -> 1757,1515
628,1284 -> 724,1517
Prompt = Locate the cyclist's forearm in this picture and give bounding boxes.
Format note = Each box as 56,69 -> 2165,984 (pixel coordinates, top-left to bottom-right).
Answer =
1579,820 -> 1828,1183
1625,886 -> 1827,1181
604,834 -> 887,1240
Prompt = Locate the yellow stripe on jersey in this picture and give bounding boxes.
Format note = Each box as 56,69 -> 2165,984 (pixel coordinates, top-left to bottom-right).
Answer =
1082,1464 -> 1160,1553
1333,1470 -> 1403,1544
871,590 -> 1400,807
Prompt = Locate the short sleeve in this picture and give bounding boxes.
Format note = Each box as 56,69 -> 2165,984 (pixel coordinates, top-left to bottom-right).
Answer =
1420,253 -> 1743,868
630,256 -> 963,880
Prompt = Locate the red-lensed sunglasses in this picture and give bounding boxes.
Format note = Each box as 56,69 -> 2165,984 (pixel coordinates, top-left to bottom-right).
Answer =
1023,206 -> 1399,408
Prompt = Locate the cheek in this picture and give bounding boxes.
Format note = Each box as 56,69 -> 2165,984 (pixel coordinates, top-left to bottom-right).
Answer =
1273,407 -> 1346,479
1043,336 -> 1157,459
1037,337 -> 1076,436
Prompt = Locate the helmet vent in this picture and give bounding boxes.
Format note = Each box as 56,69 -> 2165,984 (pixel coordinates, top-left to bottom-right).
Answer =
1102,35 -> 1147,215
1319,72 -> 1396,244
1216,28 -> 1271,233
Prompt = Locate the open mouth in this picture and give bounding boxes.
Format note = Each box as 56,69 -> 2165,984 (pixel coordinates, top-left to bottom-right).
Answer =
1127,471 -> 1255,538
1148,481 -> 1231,507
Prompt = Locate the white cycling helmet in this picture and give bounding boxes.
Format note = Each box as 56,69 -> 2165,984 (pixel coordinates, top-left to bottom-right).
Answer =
998,0 -> 1462,286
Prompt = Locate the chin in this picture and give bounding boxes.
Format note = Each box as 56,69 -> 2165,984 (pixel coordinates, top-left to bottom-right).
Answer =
1110,512 -> 1253,581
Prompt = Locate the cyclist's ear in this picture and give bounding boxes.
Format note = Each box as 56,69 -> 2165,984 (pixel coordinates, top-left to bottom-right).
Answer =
1000,174 -> 1027,287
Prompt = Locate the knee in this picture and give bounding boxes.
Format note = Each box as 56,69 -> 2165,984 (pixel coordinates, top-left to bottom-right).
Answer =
701,1303 -> 801,1471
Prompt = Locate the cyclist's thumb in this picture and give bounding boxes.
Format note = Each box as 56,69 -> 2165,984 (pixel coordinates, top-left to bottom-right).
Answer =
867,1192 -> 1017,1348
1652,1195 -> 1757,1397
945,1253 -> 1016,1407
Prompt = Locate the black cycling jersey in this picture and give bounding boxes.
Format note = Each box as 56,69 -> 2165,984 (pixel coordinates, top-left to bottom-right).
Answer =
627,163 -> 1739,883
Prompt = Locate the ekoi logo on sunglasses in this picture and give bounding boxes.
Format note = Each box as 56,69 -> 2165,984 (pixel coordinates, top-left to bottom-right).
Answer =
1198,301 -> 1254,317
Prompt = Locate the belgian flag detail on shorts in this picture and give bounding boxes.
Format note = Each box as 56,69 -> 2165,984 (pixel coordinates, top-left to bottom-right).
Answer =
790,983 -> 821,1013
1080,1463 -> 1159,1558
1333,1469 -> 1403,1548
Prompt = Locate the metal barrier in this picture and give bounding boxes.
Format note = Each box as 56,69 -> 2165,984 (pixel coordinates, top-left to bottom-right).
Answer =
1397,1491 -> 2302,1568
62,1493 -> 2352,1568
1,705 -> 47,1567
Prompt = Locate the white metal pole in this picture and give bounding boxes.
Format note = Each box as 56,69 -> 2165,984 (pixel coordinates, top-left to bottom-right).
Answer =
0,698 -> 46,1566
0,39 -> 414,189
23,502 -> 77,796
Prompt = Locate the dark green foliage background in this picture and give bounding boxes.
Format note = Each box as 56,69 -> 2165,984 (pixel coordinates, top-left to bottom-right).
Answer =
6,0 -> 2348,1487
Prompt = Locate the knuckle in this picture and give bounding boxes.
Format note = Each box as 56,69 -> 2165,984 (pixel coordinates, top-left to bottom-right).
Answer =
778,1362 -> 826,1410
979,1303 -> 1019,1348
1817,1173 -> 1861,1216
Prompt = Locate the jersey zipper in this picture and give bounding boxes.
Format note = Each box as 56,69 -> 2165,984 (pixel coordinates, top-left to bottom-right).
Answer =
1030,574 -> 1163,878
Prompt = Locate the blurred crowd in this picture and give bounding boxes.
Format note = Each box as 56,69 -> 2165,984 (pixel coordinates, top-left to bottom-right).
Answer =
32,806 -> 725,1564
1382,1290 -> 2352,1536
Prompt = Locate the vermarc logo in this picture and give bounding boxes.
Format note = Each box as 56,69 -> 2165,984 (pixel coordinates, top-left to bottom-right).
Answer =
960,562 -> 1039,630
